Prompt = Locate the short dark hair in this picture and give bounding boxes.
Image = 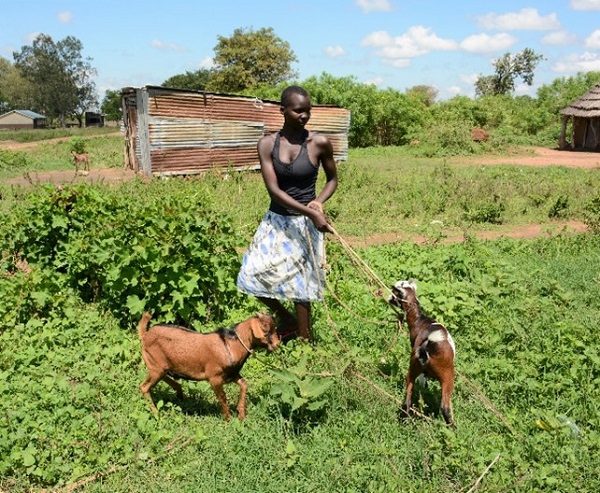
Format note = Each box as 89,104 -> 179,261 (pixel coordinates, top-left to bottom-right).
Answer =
281,85 -> 310,107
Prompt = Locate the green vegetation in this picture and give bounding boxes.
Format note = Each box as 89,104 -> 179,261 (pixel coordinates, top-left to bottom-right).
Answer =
0,126 -> 117,143
0,133 -> 122,180
0,142 -> 599,491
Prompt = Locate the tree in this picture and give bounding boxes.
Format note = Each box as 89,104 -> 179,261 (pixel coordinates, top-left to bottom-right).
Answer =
536,71 -> 600,116
13,34 -> 97,126
206,27 -> 297,93
475,48 -> 544,97
406,85 -> 438,106
101,89 -> 122,122
162,68 -> 212,91
0,57 -> 36,113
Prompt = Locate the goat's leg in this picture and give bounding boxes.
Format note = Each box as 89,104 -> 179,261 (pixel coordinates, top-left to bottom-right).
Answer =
439,372 -> 455,425
234,376 -> 248,420
399,363 -> 419,420
140,371 -> 164,411
162,375 -> 184,400
209,378 -> 231,420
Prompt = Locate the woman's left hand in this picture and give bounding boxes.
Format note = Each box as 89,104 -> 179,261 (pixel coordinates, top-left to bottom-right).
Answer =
307,201 -> 323,213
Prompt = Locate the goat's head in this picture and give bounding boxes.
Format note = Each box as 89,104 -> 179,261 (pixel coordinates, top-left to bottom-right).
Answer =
388,279 -> 418,310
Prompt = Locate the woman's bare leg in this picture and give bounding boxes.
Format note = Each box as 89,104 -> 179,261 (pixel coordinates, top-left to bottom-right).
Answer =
295,302 -> 311,341
257,297 -> 296,328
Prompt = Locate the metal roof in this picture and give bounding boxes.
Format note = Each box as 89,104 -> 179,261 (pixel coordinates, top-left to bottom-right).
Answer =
0,109 -> 47,120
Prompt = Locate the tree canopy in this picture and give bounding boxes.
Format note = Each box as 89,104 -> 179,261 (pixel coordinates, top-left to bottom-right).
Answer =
206,27 -> 297,93
162,68 -> 212,91
101,89 -> 122,122
0,57 -> 36,113
475,48 -> 544,97
13,34 -> 98,126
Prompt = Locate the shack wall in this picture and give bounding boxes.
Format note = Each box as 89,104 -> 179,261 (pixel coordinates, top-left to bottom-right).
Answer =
122,86 -> 350,175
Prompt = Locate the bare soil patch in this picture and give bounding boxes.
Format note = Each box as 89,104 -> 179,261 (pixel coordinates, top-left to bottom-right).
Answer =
344,220 -> 588,247
454,146 -> 600,169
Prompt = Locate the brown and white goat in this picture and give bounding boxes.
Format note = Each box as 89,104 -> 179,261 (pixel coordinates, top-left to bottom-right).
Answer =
388,280 -> 455,425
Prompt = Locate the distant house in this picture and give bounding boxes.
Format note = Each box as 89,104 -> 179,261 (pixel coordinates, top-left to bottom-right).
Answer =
85,111 -> 104,127
0,110 -> 47,130
559,84 -> 600,151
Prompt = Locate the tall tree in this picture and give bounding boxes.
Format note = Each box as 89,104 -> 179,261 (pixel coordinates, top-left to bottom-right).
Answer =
206,27 -> 297,93
101,89 -> 123,122
162,68 -> 212,91
13,34 -> 97,126
0,57 -> 36,112
475,48 -> 544,97
406,85 -> 438,106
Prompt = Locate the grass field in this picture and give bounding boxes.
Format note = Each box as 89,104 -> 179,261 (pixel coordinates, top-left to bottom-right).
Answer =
0,130 -> 599,492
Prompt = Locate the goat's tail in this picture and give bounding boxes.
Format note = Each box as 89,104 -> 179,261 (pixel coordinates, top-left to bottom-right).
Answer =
137,312 -> 152,341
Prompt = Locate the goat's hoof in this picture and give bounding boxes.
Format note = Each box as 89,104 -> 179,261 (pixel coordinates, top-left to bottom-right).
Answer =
397,408 -> 411,422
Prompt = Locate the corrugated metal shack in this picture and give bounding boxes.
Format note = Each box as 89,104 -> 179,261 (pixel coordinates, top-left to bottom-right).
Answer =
121,86 -> 351,175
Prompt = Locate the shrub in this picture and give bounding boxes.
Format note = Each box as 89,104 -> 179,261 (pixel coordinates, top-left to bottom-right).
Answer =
0,180 -> 244,327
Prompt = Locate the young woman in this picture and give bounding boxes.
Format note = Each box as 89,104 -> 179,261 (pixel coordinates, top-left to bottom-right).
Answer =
237,86 -> 338,341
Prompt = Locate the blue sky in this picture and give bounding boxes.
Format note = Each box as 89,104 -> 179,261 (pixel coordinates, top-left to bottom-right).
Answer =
2,0 -> 600,101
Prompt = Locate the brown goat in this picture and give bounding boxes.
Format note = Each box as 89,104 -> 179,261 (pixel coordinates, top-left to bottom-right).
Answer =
138,312 -> 280,420
388,280 -> 455,425
71,150 -> 90,174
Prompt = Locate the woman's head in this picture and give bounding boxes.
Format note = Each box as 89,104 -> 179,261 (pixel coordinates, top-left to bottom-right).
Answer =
280,86 -> 311,128
281,85 -> 310,108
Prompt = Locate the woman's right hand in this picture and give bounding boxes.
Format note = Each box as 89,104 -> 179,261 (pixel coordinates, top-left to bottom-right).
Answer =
308,208 -> 332,233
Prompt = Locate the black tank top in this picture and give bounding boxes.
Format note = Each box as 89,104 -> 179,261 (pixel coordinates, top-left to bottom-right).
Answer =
269,131 -> 319,216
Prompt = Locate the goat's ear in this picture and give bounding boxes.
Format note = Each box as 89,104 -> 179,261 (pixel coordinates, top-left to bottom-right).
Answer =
408,279 -> 417,290
254,313 -> 274,335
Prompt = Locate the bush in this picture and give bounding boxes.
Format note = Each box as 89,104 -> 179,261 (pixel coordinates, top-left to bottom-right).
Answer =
584,195 -> 600,232
0,180 -> 244,327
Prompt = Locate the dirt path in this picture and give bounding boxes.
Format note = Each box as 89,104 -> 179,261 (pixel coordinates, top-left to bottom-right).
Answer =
344,220 -> 588,247
454,146 -> 600,169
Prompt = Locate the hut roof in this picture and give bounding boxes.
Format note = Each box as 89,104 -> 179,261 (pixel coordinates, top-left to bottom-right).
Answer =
0,109 -> 46,120
560,83 -> 600,117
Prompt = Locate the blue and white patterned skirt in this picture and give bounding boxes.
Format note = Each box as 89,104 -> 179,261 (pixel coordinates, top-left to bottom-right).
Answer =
237,211 -> 325,302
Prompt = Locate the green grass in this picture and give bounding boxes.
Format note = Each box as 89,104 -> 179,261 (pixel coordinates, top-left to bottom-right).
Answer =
0,138 -> 599,492
0,126 -> 118,143
1,233 -> 599,492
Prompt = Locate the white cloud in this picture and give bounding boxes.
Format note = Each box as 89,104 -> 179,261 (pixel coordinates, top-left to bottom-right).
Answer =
477,8 -> 560,31
585,29 -> 600,49
542,30 -> 578,45
26,32 -> 41,43
361,30 -> 394,47
325,45 -> 345,57
199,56 -> 214,69
447,86 -> 462,96
151,39 -> 186,52
361,26 -> 457,68
460,74 -> 480,85
57,11 -> 73,24
552,52 -> 600,72
570,0 -> 600,10
356,0 -> 393,13
364,76 -> 385,86
460,33 -> 516,53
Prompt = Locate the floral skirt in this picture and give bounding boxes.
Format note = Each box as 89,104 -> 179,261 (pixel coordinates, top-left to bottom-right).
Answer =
237,211 -> 325,302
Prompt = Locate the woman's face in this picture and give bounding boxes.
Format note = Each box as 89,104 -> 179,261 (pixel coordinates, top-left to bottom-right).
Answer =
281,93 -> 311,128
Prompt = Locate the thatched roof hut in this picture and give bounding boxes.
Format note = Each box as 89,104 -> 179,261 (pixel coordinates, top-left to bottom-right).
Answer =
559,84 -> 600,151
